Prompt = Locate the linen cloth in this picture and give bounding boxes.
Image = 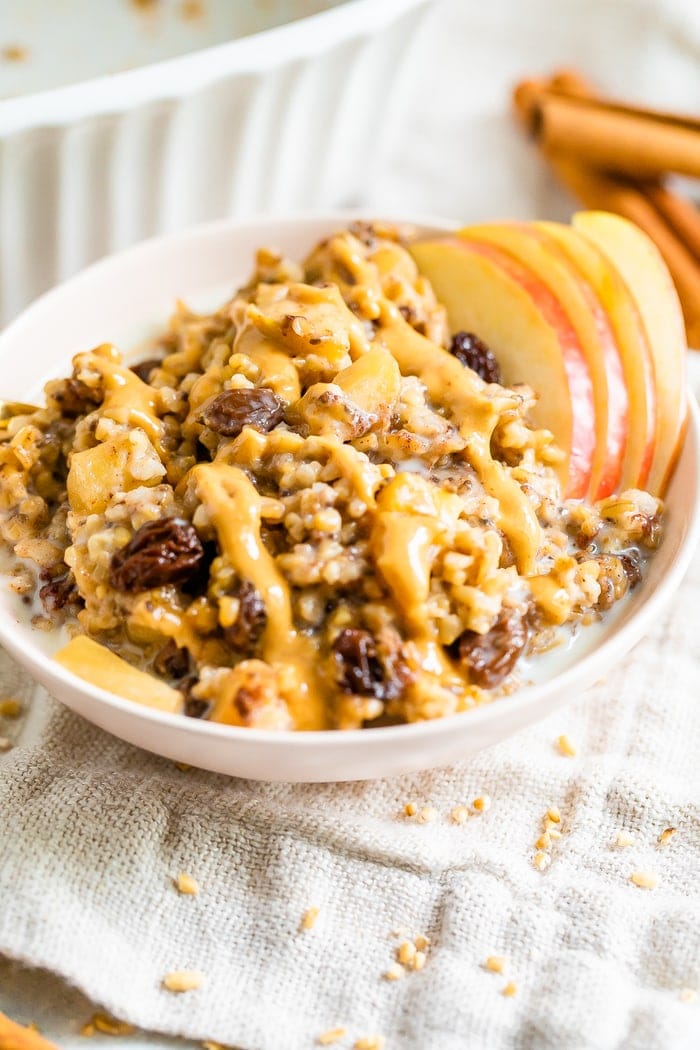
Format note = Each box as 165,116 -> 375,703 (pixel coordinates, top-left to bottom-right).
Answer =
2,1 -> 700,1047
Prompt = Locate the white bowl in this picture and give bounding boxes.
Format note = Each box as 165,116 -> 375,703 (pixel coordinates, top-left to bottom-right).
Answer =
0,0 -> 429,326
0,213 -> 698,782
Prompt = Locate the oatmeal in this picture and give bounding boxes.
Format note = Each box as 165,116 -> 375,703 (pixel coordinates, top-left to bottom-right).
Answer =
0,223 -> 662,730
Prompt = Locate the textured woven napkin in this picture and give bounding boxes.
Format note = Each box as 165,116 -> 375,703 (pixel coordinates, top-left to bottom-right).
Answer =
1,539 -> 699,1050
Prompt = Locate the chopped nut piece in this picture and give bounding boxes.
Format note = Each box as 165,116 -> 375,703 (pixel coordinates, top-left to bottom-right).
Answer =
450,804 -> 470,825
383,963 -> 404,981
615,831 -> 635,848
502,981 -> 518,997
0,698 -> 22,718
397,940 -> 416,965
416,806 -> 438,824
301,906 -> 320,930
412,950 -> 427,971
318,1029 -> 348,1046
414,934 -> 430,951
162,970 -> 205,992
354,1038 -> 385,1050
657,827 -> 677,846
546,806 -> 561,823
175,872 -> 200,896
485,955 -> 507,974
0,736 -> 12,752
556,734 -> 577,757
679,988 -> 697,1004
472,794 -> 491,813
90,1013 -> 136,1036
630,870 -> 658,889
533,850 -> 551,871
404,802 -> 417,817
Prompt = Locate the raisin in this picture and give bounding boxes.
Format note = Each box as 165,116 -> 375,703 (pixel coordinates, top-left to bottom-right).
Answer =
110,517 -> 204,593
153,638 -> 191,679
223,581 -> 267,653
51,378 -> 102,418
200,388 -> 285,438
130,357 -> 163,383
449,331 -> 502,384
332,627 -> 412,701
619,550 -> 643,589
39,568 -> 81,612
451,608 -> 528,689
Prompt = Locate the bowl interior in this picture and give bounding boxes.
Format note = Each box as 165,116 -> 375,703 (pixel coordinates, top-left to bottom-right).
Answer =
0,213 -> 698,780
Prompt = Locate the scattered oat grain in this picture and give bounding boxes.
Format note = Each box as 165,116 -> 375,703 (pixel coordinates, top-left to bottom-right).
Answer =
175,872 -> 199,896
162,970 -> 205,992
679,988 -> 697,1004
0,698 -> 22,718
0,736 -> 12,751
397,940 -> 416,966
657,827 -> 677,847
484,955 -> 507,974
416,806 -> 438,824
630,870 -> 658,890
548,828 -> 562,840
450,805 -> 470,825
354,1038 -> 385,1050
403,802 -> 417,817
317,1029 -> 348,1046
414,934 -> 430,951
533,850 -> 551,871
301,906 -> 320,930
383,963 -> 404,981
202,1043 -> 228,1050
556,734 -> 577,757
546,806 -> 561,823
615,831 -> 635,848
80,1021 -> 96,1037
502,981 -> 518,997
412,951 -> 427,971
472,794 -> 491,813
174,762 -> 192,772
535,831 -> 551,850
88,1013 -> 135,1036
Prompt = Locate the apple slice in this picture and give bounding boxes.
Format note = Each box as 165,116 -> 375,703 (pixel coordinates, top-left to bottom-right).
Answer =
536,220 -> 656,491
572,211 -> 688,496
409,236 -> 596,498
458,223 -> 629,501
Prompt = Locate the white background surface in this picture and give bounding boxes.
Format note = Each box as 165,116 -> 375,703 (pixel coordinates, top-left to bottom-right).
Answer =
1,0 -> 700,1046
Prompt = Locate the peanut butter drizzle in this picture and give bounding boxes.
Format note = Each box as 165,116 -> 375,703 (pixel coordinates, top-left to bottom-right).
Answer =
191,462 -> 327,729
89,346 -> 165,452
375,305 -> 542,576
234,327 -> 301,402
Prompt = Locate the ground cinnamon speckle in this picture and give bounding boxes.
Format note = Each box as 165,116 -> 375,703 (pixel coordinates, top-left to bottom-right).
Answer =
383,963 -> 404,981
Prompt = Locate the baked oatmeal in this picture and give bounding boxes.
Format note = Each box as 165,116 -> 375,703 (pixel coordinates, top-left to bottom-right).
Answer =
0,222 -> 662,729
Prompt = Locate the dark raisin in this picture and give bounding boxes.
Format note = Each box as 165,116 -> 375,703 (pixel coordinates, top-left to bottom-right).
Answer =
450,607 -> 528,689
153,639 -> 191,679
38,568 -> 81,612
51,378 -> 102,418
178,675 -> 209,718
223,581 -> 267,653
449,331 -> 502,384
110,517 -> 204,593
619,551 -> 643,589
200,388 -> 285,438
130,357 -> 163,383
332,627 -> 412,701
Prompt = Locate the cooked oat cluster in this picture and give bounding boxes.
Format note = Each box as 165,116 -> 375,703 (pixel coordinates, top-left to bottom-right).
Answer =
0,223 -> 662,730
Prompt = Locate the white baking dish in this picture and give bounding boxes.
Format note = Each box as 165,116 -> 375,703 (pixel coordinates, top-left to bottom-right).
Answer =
0,0 -> 429,325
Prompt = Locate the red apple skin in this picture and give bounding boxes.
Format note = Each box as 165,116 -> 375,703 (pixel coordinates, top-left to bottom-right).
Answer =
460,224 -> 629,502
410,235 -> 597,498
537,220 -> 657,492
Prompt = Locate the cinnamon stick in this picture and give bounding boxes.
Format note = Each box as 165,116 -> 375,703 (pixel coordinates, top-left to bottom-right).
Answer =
0,1012 -> 58,1050
525,87 -> 700,181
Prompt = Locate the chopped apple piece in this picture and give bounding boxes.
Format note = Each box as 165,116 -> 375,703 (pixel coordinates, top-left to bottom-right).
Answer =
458,223 -> 628,501
409,237 -> 596,498
536,221 -> 657,491
334,346 -> 401,415
55,635 -> 183,713
572,211 -> 687,495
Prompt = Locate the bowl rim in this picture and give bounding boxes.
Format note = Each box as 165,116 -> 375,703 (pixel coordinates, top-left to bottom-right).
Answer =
0,211 -> 698,753
0,0 -> 429,133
